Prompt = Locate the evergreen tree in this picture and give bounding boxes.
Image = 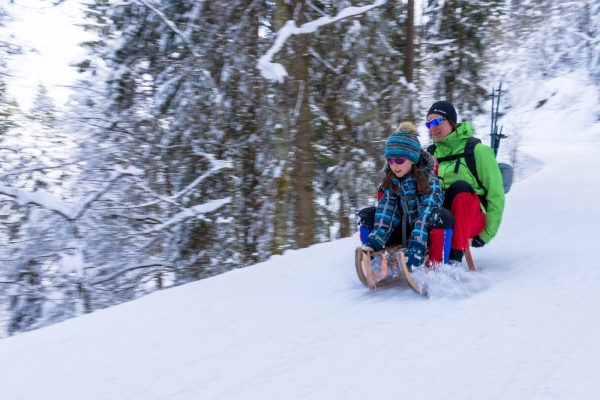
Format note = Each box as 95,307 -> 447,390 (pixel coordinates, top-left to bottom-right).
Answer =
309,1 -> 413,240
0,81 -> 19,136
423,0 -> 504,119
0,5 -> 19,136
590,2 -> 600,85
29,85 -> 56,127
77,0 -> 279,283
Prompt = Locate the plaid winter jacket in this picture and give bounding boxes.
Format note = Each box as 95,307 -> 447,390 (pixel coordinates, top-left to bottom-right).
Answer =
364,150 -> 444,252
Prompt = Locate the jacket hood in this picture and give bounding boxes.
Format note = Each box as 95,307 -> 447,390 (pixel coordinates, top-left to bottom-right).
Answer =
382,149 -> 436,176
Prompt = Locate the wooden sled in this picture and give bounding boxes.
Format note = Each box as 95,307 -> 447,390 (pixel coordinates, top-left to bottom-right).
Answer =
355,245 -> 424,295
355,244 -> 479,296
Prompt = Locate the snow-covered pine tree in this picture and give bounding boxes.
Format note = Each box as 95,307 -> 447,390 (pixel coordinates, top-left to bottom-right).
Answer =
80,0 -> 285,282
0,5 -> 19,137
309,1 -> 414,241
74,0 -> 234,286
589,2 -> 600,85
505,1 -> 596,81
423,0 -> 504,119
0,84 -> 86,335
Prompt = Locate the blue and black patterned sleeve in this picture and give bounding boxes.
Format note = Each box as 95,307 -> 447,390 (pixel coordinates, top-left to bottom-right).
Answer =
409,175 -> 445,248
364,185 -> 401,252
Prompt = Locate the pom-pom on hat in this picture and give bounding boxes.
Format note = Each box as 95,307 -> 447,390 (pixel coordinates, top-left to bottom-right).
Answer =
385,122 -> 421,164
427,101 -> 457,124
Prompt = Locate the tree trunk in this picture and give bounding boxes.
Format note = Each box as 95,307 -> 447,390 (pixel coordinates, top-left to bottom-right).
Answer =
404,0 -> 416,120
291,0 -> 314,249
271,0 -> 294,254
337,114 -> 353,239
405,0 -> 414,84
442,0 -> 457,103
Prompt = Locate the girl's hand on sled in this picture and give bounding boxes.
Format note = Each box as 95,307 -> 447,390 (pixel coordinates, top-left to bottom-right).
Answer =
405,241 -> 426,267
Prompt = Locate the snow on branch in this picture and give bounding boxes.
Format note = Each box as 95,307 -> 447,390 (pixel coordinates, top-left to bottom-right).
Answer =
257,0 -> 387,83
128,0 -> 219,98
135,0 -> 199,58
572,31 -> 600,44
0,185 -> 74,218
127,153 -> 232,209
421,39 -> 456,46
378,30 -> 402,56
308,47 -> 340,74
92,262 -> 171,285
145,197 -> 231,234
0,165 -> 143,220
559,2 -> 586,8
170,152 -> 232,200
69,165 -> 144,220
5,159 -> 84,176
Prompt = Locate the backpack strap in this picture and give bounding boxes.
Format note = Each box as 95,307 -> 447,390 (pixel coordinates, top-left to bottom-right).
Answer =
463,138 -> 485,196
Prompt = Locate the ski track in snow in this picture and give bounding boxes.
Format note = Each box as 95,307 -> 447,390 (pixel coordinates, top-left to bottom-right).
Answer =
1,76 -> 600,399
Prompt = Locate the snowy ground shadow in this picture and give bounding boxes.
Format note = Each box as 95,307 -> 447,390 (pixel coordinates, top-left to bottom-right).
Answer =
512,151 -> 544,183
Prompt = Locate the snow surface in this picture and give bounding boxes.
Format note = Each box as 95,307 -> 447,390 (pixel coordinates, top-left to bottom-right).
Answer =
1,77 -> 600,400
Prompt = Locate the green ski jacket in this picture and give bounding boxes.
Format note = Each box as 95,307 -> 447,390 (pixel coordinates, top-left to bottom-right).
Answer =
433,122 -> 505,243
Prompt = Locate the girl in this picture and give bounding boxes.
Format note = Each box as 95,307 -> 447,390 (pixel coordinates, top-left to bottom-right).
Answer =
425,101 -> 505,263
358,122 -> 454,267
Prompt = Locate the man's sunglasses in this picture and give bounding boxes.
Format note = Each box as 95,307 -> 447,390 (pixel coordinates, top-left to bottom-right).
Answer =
386,156 -> 407,165
425,117 -> 446,129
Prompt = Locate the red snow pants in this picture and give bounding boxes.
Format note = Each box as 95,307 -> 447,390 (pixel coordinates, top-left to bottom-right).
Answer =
443,181 -> 486,251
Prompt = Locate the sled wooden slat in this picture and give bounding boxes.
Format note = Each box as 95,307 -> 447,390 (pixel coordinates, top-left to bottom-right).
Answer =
465,247 -> 477,271
396,251 -> 424,296
355,247 -> 402,290
465,239 -> 480,271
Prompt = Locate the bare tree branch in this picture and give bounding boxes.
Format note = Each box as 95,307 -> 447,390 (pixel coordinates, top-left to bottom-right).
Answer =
5,159 -> 84,176
0,165 -> 143,220
144,197 -> 231,234
92,262 -> 171,285
257,0 -> 388,82
135,0 -> 199,57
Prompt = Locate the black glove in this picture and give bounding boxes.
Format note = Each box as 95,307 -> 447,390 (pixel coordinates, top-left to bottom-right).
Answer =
471,235 -> 486,248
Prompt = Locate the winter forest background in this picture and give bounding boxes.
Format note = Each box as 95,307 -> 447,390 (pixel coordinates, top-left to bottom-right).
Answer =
0,0 -> 598,336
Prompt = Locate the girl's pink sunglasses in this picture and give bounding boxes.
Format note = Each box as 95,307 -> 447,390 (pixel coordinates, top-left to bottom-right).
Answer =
386,156 -> 407,165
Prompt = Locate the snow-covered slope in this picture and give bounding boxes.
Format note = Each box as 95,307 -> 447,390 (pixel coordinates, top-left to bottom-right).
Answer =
1,73 -> 600,400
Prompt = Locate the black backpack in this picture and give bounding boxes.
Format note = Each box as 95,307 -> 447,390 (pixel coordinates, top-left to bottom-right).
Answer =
427,138 -> 513,199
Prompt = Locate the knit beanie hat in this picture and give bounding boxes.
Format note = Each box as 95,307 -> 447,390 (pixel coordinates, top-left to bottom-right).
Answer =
385,123 -> 421,164
427,101 -> 457,124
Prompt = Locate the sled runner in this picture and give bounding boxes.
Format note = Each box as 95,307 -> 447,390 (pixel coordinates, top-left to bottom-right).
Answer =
355,244 -> 478,296
355,245 -> 424,295
465,245 -> 479,272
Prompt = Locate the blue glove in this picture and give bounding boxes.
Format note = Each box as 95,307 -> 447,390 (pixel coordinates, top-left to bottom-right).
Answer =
405,241 -> 426,268
471,235 -> 486,248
